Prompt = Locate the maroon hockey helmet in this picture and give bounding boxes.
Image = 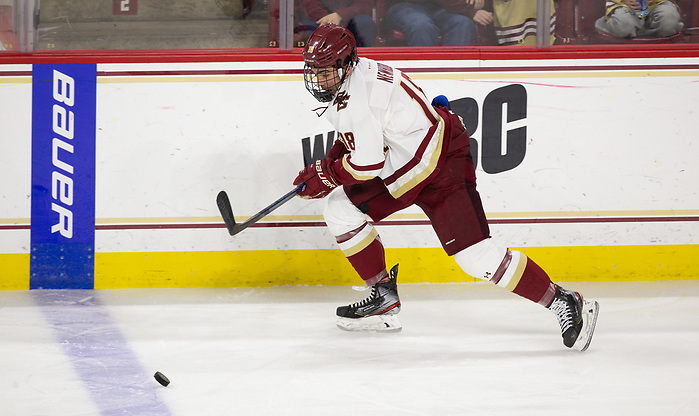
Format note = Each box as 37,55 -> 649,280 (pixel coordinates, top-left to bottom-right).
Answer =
303,24 -> 358,102
303,23 -> 357,69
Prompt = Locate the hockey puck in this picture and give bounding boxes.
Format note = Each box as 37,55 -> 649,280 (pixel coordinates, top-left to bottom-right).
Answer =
154,371 -> 170,387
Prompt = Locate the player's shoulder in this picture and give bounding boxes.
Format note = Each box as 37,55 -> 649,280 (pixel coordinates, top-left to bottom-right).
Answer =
358,58 -> 398,85
352,58 -> 394,110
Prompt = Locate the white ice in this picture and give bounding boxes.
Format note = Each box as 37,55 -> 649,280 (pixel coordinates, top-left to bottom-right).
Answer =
1,281 -> 698,416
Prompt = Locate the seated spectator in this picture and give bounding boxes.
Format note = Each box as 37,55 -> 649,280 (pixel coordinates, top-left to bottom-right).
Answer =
595,0 -> 683,38
492,0 -> 555,45
301,0 -> 376,46
386,0 -> 493,46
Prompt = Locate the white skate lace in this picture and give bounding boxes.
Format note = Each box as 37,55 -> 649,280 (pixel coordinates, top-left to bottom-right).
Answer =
549,297 -> 574,333
350,287 -> 378,309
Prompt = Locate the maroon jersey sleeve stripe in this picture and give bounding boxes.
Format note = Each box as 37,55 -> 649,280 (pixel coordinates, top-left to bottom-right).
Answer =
382,117 -> 441,187
345,155 -> 385,172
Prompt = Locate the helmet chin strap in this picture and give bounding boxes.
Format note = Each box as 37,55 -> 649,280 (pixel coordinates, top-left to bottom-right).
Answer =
312,105 -> 330,117
335,60 -> 355,93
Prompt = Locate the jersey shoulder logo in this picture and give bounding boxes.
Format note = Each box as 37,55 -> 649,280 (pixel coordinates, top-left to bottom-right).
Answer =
334,91 -> 350,111
377,62 -> 393,84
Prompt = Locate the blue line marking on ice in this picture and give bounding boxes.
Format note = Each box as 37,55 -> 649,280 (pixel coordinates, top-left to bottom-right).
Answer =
34,290 -> 172,416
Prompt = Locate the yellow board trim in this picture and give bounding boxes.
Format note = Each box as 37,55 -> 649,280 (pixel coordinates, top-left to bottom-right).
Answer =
0,254 -> 30,290
2,244 -> 698,290
93,244 -> 698,288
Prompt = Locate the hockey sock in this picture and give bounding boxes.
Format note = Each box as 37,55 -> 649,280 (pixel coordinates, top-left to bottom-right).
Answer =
454,241 -> 556,306
508,254 -> 557,307
336,222 -> 387,286
488,249 -> 556,306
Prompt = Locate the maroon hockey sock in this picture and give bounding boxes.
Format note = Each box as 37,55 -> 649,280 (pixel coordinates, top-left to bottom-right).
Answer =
511,258 -> 557,307
344,238 -> 388,286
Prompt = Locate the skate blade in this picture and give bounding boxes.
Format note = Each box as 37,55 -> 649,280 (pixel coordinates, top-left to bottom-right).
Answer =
336,315 -> 402,333
574,300 -> 600,351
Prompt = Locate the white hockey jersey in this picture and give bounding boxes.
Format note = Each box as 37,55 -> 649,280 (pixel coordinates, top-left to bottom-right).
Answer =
325,57 -> 447,199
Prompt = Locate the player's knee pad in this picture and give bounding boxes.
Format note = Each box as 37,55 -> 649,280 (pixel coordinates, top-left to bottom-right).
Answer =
323,188 -> 369,236
453,238 -> 507,281
452,238 -> 524,287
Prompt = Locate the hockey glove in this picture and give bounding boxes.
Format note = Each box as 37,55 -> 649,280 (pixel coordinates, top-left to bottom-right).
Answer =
293,158 -> 340,199
327,139 -> 349,160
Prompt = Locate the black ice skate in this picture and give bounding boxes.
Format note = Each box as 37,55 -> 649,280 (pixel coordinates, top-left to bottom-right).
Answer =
336,264 -> 401,332
548,285 -> 600,351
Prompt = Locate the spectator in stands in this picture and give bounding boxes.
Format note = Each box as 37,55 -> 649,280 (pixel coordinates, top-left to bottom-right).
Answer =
492,0 -> 555,45
386,0 -> 493,46
595,0 -> 683,38
301,0 -> 376,46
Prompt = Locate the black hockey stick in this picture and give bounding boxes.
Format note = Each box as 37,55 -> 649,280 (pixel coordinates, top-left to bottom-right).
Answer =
216,183 -> 304,236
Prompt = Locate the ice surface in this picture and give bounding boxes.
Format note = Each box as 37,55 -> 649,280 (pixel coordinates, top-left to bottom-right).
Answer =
1,281 -> 698,416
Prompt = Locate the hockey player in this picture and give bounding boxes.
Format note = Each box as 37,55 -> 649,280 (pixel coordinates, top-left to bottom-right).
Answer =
294,23 -> 599,350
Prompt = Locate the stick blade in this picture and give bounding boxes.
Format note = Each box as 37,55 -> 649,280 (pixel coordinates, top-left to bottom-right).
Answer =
216,190 -> 238,236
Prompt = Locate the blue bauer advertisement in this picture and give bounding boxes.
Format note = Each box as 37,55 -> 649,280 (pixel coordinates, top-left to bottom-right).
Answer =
30,64 -> 97,289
